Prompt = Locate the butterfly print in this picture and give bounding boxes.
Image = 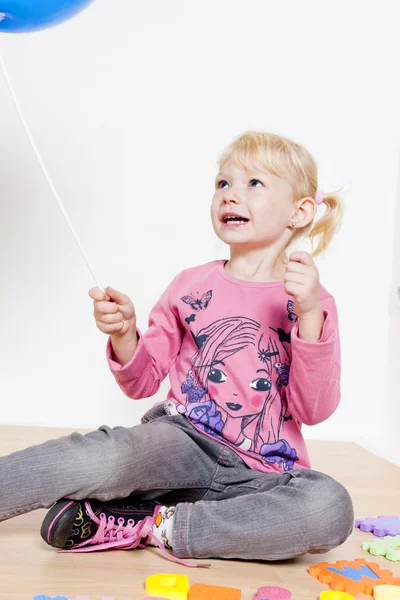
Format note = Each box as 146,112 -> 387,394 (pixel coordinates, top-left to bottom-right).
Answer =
181,370 -> 207,403
181,290 -> 213,311
270,327 -> 291,344
286,300 -> 298,323
191,331 -> 208,349
274,362 -> 290,386
185,314 -> 196,324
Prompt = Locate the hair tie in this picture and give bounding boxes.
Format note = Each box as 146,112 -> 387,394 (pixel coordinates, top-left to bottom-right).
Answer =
315,188 -> 324,205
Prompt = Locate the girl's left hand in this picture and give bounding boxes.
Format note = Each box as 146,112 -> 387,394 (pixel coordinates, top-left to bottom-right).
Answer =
284,251 -> 321,318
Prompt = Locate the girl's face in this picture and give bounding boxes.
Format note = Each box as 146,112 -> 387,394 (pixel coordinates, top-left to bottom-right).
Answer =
207,350 -> 272,418
210,159 -> 294,249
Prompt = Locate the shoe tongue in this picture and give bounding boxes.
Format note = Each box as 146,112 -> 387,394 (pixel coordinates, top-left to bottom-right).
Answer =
93,498 -> 159,522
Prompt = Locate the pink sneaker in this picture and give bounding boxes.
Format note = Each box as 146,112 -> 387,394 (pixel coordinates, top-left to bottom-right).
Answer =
40,497 -> 208,568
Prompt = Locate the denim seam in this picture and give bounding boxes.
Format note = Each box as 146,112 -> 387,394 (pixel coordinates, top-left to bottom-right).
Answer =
129,480 -> 211,491
208,447 -> 230,492
175,503 -> 190,558
184,503 -> 190,557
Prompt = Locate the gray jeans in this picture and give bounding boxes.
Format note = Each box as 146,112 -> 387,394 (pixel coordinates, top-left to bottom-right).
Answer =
0,403 -> 354,560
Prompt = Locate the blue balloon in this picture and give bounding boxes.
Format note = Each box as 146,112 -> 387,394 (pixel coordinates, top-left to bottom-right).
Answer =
0,0 -> 95,33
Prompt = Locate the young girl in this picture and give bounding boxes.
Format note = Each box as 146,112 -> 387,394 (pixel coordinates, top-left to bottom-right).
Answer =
0,131 -> 353,567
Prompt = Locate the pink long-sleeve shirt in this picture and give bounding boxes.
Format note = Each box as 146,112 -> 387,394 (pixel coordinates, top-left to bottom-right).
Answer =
107,260 -> 341,474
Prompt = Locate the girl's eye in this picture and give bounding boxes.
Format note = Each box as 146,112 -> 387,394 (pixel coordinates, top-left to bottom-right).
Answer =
249,179 -> 263,187
208,368 -> 227,383
217,180 -> 228,189
250,377 -> 272,391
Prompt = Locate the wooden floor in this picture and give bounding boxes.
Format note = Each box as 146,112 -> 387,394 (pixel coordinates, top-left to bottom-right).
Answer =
0,426 -> 399,600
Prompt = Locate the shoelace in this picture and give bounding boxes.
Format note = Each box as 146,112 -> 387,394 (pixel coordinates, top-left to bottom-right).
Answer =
57,501 -> 210,568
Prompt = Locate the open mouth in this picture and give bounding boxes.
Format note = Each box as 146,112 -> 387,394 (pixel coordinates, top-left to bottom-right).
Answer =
226,402 -> 243,411
221,214 -> 249,226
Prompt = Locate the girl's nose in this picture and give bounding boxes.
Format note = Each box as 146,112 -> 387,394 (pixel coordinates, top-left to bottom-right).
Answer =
222,187 -> 241,204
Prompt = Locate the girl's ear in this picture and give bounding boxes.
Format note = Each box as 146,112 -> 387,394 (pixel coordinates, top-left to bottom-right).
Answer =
292,196 -> 316,228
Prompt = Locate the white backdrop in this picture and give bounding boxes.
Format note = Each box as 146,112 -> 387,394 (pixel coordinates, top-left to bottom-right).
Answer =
0,1 -> 399,451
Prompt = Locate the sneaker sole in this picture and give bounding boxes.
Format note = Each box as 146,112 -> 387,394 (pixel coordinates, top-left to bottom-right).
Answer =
40,499 -> 80,549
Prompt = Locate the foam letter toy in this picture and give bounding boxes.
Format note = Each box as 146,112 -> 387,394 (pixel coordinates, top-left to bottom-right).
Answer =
363,535 -> 400,561
309,558 -> 400,596
189,583 -> 241,600
320,592 -> 355,599
33,596 -> 69,600
373,585 -> 400,599
253,586 -> 291,600
355,517 -> 400,537
146,574 -> 190,600
34,597 -> 116,600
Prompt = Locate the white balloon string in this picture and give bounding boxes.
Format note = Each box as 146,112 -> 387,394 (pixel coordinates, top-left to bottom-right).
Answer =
0,46 -> 102,289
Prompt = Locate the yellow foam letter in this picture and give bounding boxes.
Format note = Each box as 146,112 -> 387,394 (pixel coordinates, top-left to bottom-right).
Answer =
374,585 -> 400,599
146,574 -> 190,600
320,592 -> 355,600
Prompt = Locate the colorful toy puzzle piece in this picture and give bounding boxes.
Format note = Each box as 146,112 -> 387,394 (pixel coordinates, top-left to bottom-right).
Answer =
309,558 -> 400,596
363,535 -> 400,561
253,585 -> 291,599
33,596 -> 69,600
146,574 -> 190,600
355,516 -> 400,537
373,585 -> 400,599
34,597 -> 115,600
320,593 -> 355,599
189,584 -> 241,600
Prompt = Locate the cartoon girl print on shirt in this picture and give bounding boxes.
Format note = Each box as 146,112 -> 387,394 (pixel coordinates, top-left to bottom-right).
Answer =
179,316 -> 299,471
253,333 -> 298,470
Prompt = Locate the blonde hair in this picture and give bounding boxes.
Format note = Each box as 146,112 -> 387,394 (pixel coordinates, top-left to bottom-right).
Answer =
217,131 -> 342,256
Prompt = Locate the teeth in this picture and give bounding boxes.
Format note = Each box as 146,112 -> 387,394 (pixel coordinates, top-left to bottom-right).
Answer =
224,216 -> 248,223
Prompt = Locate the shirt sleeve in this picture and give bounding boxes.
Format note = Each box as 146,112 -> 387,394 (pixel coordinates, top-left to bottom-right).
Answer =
106,277 -> 184,399
285,295 -> 341,426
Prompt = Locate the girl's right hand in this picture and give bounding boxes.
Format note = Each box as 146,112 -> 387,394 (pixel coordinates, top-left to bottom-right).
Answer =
89,286 -> 136,338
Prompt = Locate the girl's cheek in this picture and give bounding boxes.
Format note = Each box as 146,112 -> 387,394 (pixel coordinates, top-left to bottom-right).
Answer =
247,392 -> 265,411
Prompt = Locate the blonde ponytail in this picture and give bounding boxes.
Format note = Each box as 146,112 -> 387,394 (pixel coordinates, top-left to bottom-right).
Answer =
308,191 -> 343,256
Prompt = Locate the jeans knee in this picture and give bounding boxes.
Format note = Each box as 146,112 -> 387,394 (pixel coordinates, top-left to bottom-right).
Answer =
335,484 -> 355,542
67,428 -> 132,495
308,477 -> 354,552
